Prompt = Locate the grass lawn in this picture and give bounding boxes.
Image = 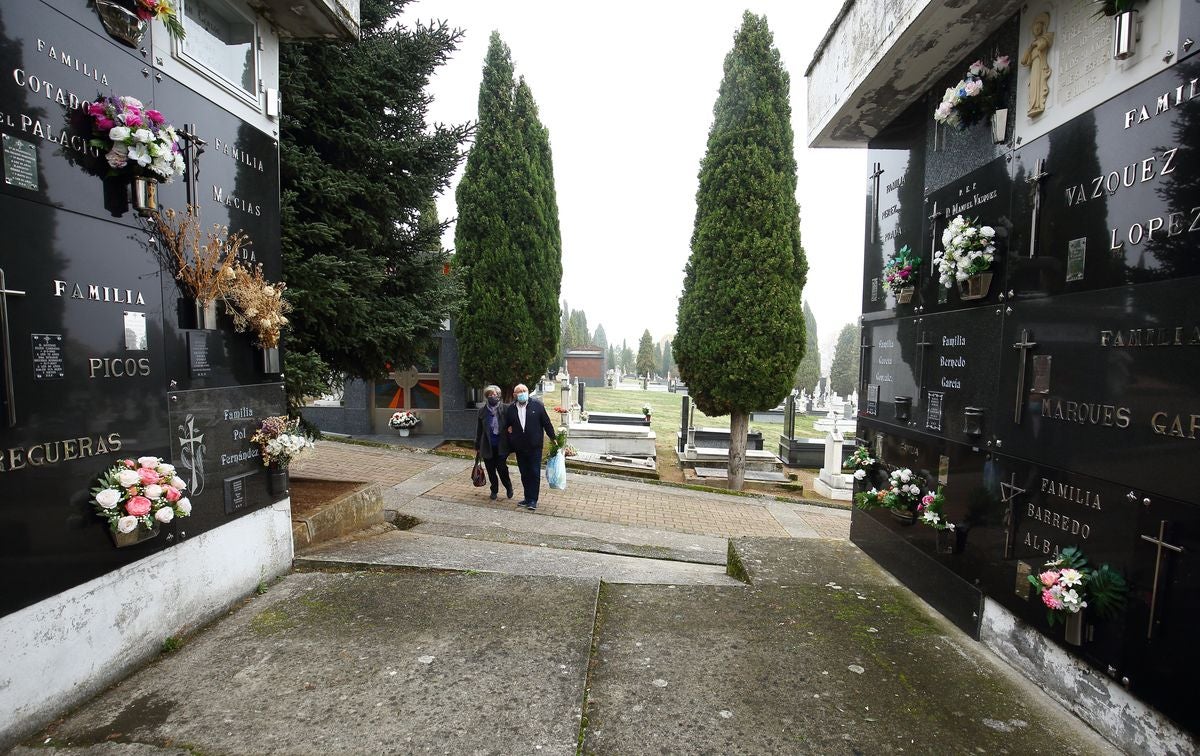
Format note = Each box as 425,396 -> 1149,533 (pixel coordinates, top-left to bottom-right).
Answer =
578,380 -> 827,485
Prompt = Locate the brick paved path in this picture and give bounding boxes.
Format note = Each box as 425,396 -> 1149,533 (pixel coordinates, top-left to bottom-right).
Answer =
291,441 -> 850,540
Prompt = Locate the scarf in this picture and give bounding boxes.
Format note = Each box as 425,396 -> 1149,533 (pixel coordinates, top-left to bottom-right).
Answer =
486,403 -> 500,437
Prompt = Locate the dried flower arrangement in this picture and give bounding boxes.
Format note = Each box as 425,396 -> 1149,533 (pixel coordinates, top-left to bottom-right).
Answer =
150,206 -> 246,304
223,263 -> 291,348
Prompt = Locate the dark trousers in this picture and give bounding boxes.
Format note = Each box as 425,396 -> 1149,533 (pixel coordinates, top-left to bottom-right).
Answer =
483,452 -> 512,495
514,447 -> 543,504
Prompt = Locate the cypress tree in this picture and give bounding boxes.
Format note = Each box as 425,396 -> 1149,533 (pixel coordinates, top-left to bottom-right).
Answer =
794,302 -> 821,392
280,0 -> 469,415
455,35 -> 562,396
829,323 -> 861,397
661,339 -> 673,378
674,12 -> 807,490
635,330 -> 656,377
593,324 -> 608,352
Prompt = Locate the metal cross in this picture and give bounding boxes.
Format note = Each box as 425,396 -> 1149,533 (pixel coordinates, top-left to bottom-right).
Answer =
927,199 -> 943,265
0,268 -> 26,427
1012,329 -> 1037,424
915,329 -> 932,398
178,124 -> 208,206
999,473 -> 1027,558
1025,158 -> 1049,259
858,328 -> 872,395
869,162 -> 884,242
1140,520 -> 1185,640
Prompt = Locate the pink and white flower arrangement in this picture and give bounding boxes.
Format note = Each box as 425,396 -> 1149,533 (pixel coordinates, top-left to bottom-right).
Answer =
844,445 -> 876,481
92,455 -> 191,534
935,215 -> 995,288
1026,547 -> 1129,628
881,245 -> 922,294
933,56 -> 1012,129
917,488 -> 953,531
87,95 -> 185,182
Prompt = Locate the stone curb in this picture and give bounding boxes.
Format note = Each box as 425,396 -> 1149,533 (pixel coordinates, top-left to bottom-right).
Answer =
292,482 -> 385,551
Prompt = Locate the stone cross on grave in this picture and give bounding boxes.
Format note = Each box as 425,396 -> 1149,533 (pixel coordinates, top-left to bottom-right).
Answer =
869,161 -> 884,242
0,267 -> 26,426
1140,519 -> 1185,640
1012,329 -> 1037,424
1025,158 -> 1049,259
178,123 -> 208,206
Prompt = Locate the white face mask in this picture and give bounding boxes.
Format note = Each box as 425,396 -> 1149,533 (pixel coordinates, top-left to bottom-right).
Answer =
517,392 -> 529,404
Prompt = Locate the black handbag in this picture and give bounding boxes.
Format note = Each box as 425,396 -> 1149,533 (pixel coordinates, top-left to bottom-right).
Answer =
471,454 -> 487,487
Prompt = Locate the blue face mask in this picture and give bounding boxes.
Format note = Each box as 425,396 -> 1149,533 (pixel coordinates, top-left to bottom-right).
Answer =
487,396 -> 499,407
517,392 -> 529,403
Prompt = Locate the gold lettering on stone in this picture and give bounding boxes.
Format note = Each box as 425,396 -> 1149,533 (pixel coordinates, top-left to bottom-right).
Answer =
0,433 -> 123,472
1040,398 -> 1131,429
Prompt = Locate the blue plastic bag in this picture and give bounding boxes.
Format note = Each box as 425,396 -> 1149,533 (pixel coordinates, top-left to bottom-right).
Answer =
546,450 -> 567,490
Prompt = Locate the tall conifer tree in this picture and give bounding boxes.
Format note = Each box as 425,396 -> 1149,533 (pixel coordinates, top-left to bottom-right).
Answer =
674,12 -> 807,490
455,35 -> 562,395
636,330 -> 656,377
280,0 -> 468,415
829,323 -> 861,397
794,302 -> 821,392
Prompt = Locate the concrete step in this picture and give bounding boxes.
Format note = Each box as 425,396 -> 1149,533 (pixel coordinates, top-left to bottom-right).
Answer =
297,530 -> 743,586
677,446 -> 786,472
693,467 -> 791,483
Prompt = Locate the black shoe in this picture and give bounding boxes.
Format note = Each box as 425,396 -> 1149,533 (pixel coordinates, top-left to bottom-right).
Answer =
517,500 -> 530,509
527,501 -> 538,512
505,488 -> 514,499
489,491 -> 498,500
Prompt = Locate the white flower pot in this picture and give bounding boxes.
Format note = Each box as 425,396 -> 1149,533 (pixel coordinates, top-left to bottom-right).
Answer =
396,427 -> 411,437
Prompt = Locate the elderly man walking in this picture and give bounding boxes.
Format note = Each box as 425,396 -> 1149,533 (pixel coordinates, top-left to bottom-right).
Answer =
503,383 -> 557,511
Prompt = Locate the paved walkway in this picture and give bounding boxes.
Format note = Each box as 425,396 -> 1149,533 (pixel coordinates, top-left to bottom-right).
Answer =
290,440 -> 850,540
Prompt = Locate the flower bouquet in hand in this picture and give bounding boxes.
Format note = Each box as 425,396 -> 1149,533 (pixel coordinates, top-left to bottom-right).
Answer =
87,95 -> 185,181
251,415 -> 314,468
548,429 -> 576,458
93,455 -> 191,536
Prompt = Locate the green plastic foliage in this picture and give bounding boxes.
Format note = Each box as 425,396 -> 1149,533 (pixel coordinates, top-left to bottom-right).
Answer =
675,12 -> 807,417
455,34 -> 563,393
280,0 -> 468,414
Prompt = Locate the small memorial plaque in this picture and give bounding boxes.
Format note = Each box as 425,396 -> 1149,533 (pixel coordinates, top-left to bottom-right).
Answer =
124,311 -> 148,351
188,331 -> 212,378
866,384 -> 879,416
223,471 -> 256,514
3,134 -> 38,191
937,454 -> 950,486
31,334 -> 63,380
870,278 -> 879,303
1031,355 -> 1052,394
926,390 -> 944,431
1015,561 -> 1033,598
1066,238 -> 1086,282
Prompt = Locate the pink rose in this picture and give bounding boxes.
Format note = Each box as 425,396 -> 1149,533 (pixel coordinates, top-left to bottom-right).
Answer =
123,459 -> 137,469
137,467 -> 160,485
899,270 -> 910,279
146,109 -> 165,125
95,116 -> 115,131
1038,570 -> 1059,588
88,102 -> 106,117
126,495 -> 152,517
124,111 -> 143,128
165,486 -> 181,503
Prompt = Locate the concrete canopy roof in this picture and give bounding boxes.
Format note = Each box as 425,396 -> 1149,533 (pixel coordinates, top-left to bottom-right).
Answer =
805,0 -> 1023,148
249,0 -> 360,39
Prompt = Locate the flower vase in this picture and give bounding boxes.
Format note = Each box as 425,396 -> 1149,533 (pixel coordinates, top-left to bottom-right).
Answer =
110,523 -> 160,548
1064,610 -> 1084,646
261,346 -> 281,374
889,508 -> 917,526
194,299 -> 219,330
957,271 -> 993,301
935,528 -> 967,555
95,0 -> 147,48
268,462 -> 289,496
132,175 -> 158,216
895,286 -> 915,304
1113,10 -> 1138,60
990,108 -> 1009,144
396,427 -> 411,437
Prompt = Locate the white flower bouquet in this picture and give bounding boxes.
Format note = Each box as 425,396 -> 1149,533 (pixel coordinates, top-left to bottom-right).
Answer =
251,415 -> 314,468
935,215 -> 996,289
854,467 -> 925,513
87,95 -> 185,181
933,56 -> 1012,129
92,455 -> 191,535
390,411 -> 420,430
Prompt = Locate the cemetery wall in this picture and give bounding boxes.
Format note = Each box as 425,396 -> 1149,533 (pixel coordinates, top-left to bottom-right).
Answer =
844,1 -> 1200,750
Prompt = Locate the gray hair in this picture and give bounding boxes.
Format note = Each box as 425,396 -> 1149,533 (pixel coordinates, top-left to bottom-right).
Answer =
483,384 -> 501,397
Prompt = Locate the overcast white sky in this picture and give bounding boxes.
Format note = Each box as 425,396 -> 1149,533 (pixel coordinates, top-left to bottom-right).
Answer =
401,1 -> 865,371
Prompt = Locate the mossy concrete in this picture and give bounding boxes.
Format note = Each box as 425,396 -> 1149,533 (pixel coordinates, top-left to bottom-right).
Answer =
583,538 -> 1118,755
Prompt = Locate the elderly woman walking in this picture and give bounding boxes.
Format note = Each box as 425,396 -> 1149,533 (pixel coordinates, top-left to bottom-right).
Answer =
475,384 -> 513,500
